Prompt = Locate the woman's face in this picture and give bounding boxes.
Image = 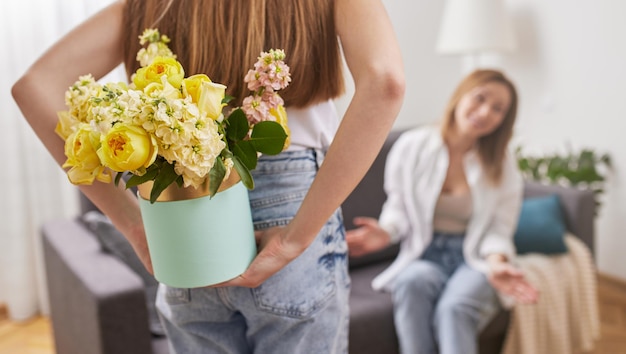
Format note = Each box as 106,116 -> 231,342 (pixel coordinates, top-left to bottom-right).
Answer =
453,81 -> 512,139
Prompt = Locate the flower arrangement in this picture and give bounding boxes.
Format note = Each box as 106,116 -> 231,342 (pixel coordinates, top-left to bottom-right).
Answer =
56,29 -> 290,203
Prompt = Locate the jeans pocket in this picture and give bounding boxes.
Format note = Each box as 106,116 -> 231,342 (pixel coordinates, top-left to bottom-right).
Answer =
252,223 -> 337,319
163,286 -> 191,305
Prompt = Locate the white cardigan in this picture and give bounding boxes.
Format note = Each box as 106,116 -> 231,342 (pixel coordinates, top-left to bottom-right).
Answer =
372,126 -> 523,292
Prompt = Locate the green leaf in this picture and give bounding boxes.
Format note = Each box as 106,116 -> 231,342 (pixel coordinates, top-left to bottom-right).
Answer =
250,121 -> 287,155
221,148 -> 234,160
515,145 -> 612,215
518,158 -> 529,171
601,154 -> 612,168
232,140 -> 258,170
222,95 -> 234,105
126,168 -> 159,188
233,155 -> 254,190
208,158 -> 227,197
225,108 -> 249,141
149,162 -> 180,203
114,172 -> 124,186
175,175 -> 184,187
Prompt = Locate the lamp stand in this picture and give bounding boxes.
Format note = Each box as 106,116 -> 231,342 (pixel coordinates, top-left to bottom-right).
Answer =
461,54 -> 481,74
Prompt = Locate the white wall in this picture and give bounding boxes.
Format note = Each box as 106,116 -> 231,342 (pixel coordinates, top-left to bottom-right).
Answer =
0,0 -> 118,319
504,0 -> 626,280
337,0 -> 626,280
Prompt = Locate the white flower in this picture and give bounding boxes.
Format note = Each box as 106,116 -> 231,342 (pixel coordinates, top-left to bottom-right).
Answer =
136,29 -> 176,67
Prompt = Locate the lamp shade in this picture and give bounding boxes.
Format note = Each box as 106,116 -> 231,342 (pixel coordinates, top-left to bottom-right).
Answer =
436,0 -> 517,55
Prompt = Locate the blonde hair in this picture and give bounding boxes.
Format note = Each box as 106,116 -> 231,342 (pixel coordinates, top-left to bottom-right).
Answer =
440,69 -> 518,184
122,0 -> 344,108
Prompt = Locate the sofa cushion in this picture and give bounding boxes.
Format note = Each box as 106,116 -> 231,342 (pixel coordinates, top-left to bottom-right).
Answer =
82,211 -> 165,336
514,194 -> 568,255
348,244 -> 400,270
349,260 -> 399,354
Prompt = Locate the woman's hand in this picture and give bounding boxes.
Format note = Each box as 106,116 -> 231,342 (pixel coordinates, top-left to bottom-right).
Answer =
487,255 -> 539,304
346,216 -> 391,257
212,225 -> 306,288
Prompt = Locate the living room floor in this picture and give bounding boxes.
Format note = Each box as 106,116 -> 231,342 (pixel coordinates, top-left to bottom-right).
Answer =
0,273 -> 625,354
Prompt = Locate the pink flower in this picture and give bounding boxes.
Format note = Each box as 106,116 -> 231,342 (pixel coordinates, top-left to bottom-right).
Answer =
245,51 -> 291,94
241,49 -> 291,125
244,69 -> 263,91
262,91 -> 284,111
242,95 -> 270,124
267,62 -> 291,91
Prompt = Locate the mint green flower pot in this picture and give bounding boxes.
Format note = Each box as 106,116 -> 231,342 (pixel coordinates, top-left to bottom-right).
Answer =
138,182 -> 256,288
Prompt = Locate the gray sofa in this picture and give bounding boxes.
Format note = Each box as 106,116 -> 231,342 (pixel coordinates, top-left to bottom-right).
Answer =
343,130 -> 595,354
42,129 -> 595,354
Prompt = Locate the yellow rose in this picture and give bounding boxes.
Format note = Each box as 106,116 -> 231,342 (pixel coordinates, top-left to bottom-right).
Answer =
142,82 -> 164,97
182,74 -> 211,103
144,78 -> 182,100
62,124 -> 111,185
133,56 -> 185,91
55,111 -> 77,140
198,81 -> 227,120
97,124 -> 158,172
270,105 -> 291,150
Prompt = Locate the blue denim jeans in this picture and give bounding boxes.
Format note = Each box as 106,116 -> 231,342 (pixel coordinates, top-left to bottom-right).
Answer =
156,149 -> 350,354
391,232 -> 500,354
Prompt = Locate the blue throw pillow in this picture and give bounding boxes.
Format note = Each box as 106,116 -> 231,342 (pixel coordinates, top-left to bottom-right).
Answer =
514,194 -> 568,255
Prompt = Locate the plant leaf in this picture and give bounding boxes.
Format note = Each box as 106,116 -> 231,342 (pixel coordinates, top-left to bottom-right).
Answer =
250,121 -> 287,155
601,154 -> 612,168
126,167 -> 159,188
233,155 -> 254,190
222,95 -> 234,105
208,158 -> 226,197
175,175 -> 184,187
114,172 -> 124,186
226,108 -> 249,141
126,166 -> 159,189
518,158 -> 529,171
232,140 -> 258,170
149,162 -> 180,203
515,146 -> 612,215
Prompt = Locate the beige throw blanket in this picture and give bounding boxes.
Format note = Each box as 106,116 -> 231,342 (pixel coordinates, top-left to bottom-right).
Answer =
502,234 -> 600,354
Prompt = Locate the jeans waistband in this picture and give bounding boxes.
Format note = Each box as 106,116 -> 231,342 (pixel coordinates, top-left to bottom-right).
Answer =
433,231 -> 466,238
254,148 -> 325,174
430,231 -> 465,249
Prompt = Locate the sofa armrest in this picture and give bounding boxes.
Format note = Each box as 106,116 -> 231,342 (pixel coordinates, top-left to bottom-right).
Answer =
42,218 -> 154,354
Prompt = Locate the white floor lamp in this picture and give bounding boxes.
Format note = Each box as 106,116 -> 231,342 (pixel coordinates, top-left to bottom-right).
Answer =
436,0 -> 517,74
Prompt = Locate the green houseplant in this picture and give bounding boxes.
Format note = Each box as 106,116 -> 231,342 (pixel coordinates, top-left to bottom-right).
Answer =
515,146 -> 613,214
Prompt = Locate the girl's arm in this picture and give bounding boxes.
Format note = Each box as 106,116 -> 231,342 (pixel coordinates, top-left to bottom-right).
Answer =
223,0 -> 405,287
11,1 -> 152,272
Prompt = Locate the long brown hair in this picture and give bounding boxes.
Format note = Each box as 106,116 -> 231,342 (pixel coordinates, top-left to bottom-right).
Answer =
122,0 -> 344,108
440,69 -> 518,184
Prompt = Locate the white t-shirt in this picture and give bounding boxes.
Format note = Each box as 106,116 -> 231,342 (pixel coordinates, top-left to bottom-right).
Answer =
285,100 -> 339,151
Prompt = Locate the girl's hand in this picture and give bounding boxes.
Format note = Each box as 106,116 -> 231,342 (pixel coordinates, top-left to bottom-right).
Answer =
487,256 -> 539,304
346,216 -> 391,257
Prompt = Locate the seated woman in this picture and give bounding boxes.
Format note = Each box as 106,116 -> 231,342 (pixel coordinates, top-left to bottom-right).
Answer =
346,69 -> 539,354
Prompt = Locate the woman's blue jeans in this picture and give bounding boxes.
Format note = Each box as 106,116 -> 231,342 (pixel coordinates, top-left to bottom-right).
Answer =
391,232 -> 501,354
156,150 -> 350,354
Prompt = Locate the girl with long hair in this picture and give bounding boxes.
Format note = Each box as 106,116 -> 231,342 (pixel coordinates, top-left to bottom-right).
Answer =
12,0 -> 405,352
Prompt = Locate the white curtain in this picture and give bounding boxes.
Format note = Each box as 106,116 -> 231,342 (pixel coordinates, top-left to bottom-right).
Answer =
0,0 -> 117,321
